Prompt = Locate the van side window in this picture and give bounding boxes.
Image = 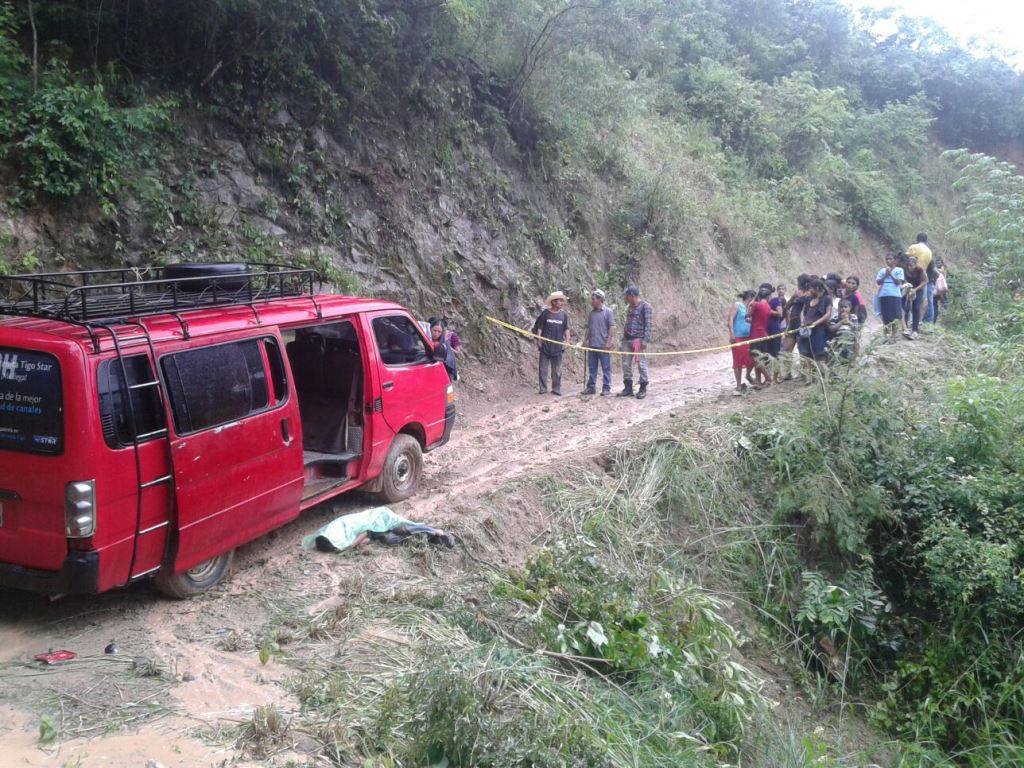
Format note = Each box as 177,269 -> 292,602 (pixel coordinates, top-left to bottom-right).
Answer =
162,339 -> 270,434
97,355 -> 166,449
264,338 -> 288,404
372,316 -> 432,366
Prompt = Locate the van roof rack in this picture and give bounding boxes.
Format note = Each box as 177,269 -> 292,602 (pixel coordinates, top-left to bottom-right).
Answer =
0,263 -> 318,323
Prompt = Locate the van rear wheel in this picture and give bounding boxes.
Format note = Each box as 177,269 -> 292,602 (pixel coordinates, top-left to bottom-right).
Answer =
155,549 -> 235,599
378,434 -> 423,503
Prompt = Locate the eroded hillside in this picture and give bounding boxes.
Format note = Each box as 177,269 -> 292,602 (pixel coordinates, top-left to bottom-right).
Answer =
5,0 -> 1020,350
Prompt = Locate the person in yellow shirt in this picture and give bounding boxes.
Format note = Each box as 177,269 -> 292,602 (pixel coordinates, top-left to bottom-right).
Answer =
906,233 -> 935,323
906,234 -> 932,272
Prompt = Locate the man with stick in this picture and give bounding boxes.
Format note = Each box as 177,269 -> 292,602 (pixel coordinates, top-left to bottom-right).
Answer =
581,289 -> 615,396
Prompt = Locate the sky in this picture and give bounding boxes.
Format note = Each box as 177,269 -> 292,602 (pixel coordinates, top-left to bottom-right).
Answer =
847,0 -> 1024,68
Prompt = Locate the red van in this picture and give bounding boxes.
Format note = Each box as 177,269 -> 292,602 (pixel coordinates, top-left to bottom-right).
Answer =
0,264 -> 455,598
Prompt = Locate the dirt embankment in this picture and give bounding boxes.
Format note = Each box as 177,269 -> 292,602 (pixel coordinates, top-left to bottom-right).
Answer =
0,59 -> 892,369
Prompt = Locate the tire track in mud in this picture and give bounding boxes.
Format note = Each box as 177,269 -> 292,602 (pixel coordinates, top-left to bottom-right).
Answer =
411,350 -> 731,503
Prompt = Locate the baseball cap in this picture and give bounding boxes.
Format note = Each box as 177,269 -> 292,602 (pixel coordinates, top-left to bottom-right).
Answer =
591,288 -> 606,300
623,286 -> 640,297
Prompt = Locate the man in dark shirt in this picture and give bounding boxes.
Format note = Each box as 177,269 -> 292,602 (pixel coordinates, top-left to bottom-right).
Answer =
531,291 -> 572,395
618,286 -> 652,400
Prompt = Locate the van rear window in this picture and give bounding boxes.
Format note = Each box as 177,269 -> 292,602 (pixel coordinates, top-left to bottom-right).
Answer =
0,348 -> 63,454
98,355 -> 166,449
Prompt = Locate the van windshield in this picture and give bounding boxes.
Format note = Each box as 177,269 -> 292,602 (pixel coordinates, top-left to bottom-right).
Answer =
0,348 -> 64,454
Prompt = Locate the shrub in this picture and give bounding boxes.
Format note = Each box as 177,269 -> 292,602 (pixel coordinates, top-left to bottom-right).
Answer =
8,63 -> 172,203
740,358 -> 1024,759
795,570 -> 888,674
499,536 -> 761,751
0,9 -> 172,206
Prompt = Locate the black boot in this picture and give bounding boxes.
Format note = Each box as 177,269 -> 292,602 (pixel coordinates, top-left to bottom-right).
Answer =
636,382 -> 647,400
616,381 -> 634,397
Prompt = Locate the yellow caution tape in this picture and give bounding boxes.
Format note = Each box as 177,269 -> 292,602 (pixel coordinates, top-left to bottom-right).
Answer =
483,315 -> 811,357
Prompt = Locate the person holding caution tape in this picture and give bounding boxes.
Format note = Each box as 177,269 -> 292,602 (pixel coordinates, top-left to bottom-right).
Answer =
618,286 -> 652,400
532,291 -> 572,396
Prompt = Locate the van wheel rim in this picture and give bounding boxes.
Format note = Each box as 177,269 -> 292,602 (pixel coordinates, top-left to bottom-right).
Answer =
394,455 -> 413,488
186,557 -> 219,582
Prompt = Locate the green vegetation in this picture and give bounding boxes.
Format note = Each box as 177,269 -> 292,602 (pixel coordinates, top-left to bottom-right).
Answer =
943,149 -> 1024,372
693,154 -> 1024,765
1,3 -> 1023,763
274,447 -> 767,767
1,0 -> 1021,285
0,6 -> 171,208
738,360 -> 1024,764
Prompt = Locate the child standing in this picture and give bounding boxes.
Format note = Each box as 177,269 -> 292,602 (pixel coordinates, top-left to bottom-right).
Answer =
828,299 -> 859,361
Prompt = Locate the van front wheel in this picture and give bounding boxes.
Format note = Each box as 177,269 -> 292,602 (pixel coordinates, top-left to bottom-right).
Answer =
378,434 -> 423,503
155,549 -> 235,599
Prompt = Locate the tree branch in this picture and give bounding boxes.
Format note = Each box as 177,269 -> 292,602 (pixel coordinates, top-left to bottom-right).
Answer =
505,2 -> 605,117
27,0 -> 38,92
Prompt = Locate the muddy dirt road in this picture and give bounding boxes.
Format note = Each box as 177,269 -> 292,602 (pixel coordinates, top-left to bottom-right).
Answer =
1,347 -> 787,767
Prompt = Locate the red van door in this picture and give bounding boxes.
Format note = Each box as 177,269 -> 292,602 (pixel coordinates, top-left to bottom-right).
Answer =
94,351 -> 176,584
160,333 -> 303,573
366,312 -> 448,439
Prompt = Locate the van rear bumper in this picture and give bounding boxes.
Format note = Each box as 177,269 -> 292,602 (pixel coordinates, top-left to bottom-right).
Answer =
0,551 -> 100,595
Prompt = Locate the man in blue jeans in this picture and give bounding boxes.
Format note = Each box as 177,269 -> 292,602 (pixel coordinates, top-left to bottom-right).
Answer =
906,233 -> 936,324
581,289 -> 616,395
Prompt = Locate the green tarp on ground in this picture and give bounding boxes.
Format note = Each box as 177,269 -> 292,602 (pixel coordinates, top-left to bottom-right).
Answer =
301,506 -> 414,552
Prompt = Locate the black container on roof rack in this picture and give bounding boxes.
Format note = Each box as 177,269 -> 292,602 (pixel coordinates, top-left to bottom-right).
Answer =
0,262 -> 319,323
162,262 -> 251,292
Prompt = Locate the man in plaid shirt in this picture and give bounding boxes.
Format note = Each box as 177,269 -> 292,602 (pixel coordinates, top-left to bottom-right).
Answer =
618,286 -> 652,400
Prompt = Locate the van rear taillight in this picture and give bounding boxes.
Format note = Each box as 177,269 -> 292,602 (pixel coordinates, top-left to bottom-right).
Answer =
446,384 -> 456,406
65,480 -> 96,538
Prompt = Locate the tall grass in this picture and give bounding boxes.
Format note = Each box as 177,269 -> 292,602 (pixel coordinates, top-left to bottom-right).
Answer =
258,335 -> 1024,767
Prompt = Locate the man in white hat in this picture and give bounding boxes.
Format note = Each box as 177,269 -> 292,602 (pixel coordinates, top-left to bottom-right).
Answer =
581,289 -> 615,395
531,291 -> 572,395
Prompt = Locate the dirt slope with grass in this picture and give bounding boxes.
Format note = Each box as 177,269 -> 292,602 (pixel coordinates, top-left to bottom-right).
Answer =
0,343 -> 871,767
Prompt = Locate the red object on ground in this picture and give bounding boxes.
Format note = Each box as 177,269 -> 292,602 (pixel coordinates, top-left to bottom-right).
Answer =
34,650 -> 77,665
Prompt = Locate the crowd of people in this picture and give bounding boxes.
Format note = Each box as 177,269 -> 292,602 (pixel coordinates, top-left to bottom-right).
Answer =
440,234 -> 948,400
727,275 -> 863,394
726,233 -> 947,394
